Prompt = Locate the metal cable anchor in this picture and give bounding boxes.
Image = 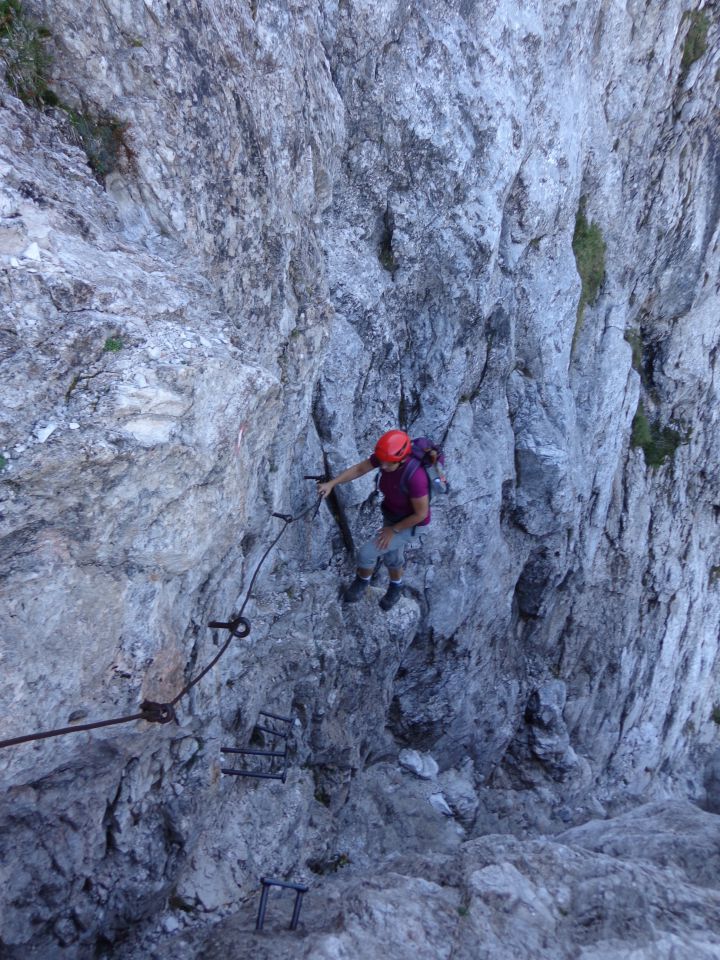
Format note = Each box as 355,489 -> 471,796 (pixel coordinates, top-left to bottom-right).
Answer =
207,616 -> 251,639
139,701 -> 177,724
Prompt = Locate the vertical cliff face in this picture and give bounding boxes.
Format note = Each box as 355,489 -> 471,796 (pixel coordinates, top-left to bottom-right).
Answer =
317,0 -> 720,802
1,0 -> 719,956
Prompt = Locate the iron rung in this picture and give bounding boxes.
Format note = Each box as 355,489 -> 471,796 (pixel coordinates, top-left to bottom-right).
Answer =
221,746 -> 287,757
221,768 -> 286,780
259,710 -> 294,723
255,724 -> 290,739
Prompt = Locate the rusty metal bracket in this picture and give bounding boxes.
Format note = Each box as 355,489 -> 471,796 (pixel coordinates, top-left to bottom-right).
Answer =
139,700 -> 177,725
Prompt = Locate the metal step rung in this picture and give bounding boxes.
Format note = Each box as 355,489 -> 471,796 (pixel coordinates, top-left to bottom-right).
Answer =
259,710 -> 294,723
221,768 -> 287,781
256,876 -> 309,931
255,724 -> 290,739
221,746 -> 287,757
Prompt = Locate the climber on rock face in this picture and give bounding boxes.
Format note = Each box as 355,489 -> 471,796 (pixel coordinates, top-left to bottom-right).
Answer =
317,429 -> 430,611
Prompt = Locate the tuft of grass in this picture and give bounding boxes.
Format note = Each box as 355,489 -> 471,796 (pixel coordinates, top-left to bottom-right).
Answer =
0,455 -> 7,470
103,336 -> 123,352
308,851 -> 351,875
66,111 -> 133,182
378,235 -> 397,273
314,786 -> 331,807
681,10 -> 710,73
0,0 -> 54,105
572,198 -> 606,344
711,704 -> 720,725
0,2 -> 131,183
631,402 -> 684,467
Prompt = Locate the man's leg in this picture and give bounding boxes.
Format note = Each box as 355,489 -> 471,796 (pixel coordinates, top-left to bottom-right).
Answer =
344,540 -> 379,603
345,531 -> 411,606
379,533 -> 412,610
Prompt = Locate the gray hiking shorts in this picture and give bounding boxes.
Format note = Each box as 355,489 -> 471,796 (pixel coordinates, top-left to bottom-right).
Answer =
357,526 -> 417,570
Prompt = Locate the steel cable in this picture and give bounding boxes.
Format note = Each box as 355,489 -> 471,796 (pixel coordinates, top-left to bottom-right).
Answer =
0,493 -> 323,751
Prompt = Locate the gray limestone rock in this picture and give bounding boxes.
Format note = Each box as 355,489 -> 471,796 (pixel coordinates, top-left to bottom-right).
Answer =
115,801 -> 720,960
704,748 -> 720,815
398,748 -> 439,781
1,0 -> 720,956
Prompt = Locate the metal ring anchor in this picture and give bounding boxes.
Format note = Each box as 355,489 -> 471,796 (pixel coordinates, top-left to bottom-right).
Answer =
208,616 -> 251,639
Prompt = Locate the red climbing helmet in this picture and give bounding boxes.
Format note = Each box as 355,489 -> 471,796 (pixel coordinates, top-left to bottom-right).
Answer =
375,429 -> 411,462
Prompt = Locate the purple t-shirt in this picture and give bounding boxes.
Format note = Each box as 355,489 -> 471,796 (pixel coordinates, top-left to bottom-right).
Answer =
370,454 -> 431,526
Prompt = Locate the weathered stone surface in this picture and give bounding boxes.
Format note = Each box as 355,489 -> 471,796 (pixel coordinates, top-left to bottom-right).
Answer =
398,748 -> 439,780
1,0 -> 720,956
113,801 -> 720,960
704,748 -> 720,815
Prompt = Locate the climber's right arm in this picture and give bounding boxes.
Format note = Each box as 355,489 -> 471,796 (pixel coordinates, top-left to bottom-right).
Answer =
317,459 -> 374,498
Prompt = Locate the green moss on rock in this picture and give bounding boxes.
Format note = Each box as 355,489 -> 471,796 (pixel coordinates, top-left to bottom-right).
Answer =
631,402 -> 685,468
681,10 -> 710,73
0,0 -> 54,104
572,199 -> 606,344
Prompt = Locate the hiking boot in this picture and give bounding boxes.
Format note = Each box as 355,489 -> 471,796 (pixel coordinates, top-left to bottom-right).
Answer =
379,581 -> 403,611
344,576 -> 370,603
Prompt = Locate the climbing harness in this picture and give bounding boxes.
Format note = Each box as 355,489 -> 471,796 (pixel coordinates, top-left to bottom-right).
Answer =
0,489 -> 324,752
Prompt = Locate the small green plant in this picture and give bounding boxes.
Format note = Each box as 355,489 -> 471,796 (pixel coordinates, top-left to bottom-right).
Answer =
0,455 -> 7,470
0,0 -> 54,105
631,402 -> 685,467
572,198 -> 606,344
1,2 -> 131,183
103,336 -> 123,352
710,566 -> 720,585
681,10 -> 709,73
308,851 -> 351,875
314,786 -> 331,807
457,905 -> 469,917
711,704 -> 720,725
67,111 -> 132,181
378,235 -> 397,273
